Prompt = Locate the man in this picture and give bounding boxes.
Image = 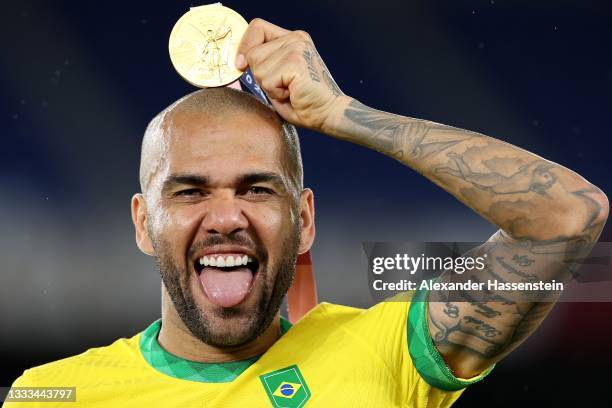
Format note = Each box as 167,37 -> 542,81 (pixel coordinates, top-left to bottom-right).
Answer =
5,18 -> 608,407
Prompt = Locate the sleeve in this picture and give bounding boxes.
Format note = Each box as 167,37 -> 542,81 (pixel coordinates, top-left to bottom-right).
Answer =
407,286 -> 495,391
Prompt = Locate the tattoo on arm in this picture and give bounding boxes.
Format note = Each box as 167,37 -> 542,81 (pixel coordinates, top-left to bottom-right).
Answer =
428,222 -> 604,371
341,100 -> 607,243
435,155 -> 557,196
443,302 -> 459,318
512,254 -> 534,267
463,316 -> 502,338
343,100 -> 474,159
472,302 -> 501,318
322,68 -> 342,97
429,300 -> 508,357
495,256 -> 539,283
339,98 -> 608,374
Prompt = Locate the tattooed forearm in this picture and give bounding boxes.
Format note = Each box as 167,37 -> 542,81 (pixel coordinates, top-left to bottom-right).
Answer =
335,98 -> 608,377
342,100 -> 475,160
435,155 -> 557,196
339,99 -> 608,242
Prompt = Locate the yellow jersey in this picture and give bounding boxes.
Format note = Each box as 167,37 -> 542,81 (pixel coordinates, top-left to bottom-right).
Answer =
4,292 -> 493,407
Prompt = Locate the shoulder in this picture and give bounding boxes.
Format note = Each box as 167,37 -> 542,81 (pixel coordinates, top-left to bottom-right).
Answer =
294,294 -> 413,340
302,291 -> 414,321
11,332 -> 143,387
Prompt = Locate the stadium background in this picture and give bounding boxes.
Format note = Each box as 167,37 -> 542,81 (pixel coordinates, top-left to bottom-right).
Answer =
1,0 -> 611,405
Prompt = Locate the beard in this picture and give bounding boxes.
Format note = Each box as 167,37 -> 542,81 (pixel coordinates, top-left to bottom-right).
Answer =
150,221 -> 300,348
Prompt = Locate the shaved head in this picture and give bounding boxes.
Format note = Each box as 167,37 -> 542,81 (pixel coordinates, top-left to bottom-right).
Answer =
139,87 -> 303,202
132,87 -> 314,348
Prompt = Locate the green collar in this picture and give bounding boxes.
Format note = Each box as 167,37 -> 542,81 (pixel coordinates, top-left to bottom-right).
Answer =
139,317 -> 293,383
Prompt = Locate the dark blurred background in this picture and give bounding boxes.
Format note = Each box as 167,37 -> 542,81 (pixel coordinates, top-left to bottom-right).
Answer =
1,0 -> 611,406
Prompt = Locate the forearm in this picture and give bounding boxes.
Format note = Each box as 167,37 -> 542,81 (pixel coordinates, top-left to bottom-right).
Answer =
327,97 -> 608,241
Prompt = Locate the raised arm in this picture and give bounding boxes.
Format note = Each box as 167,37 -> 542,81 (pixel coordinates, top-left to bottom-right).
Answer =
329,100 -> 608,376
236,18 -> 609,378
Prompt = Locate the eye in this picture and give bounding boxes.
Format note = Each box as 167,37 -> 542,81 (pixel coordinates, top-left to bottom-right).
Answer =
174,188 -> 204,197
245,186 -> 273,196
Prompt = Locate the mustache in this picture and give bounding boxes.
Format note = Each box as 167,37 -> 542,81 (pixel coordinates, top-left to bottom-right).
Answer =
187,233 -> 267,262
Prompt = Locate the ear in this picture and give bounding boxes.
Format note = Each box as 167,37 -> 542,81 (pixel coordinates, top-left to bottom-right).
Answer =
131,193 -> 155,256
297,188 -> 315,254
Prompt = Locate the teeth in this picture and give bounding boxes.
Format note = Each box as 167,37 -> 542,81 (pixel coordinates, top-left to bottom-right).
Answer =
198,254 -> 256,268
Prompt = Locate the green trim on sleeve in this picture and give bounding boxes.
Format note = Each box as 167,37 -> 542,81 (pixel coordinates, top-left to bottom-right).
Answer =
407,283 -> 494,391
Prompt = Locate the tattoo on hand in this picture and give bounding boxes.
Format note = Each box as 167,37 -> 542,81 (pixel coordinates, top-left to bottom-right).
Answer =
303,46 -> 320,83
303,43 -> 342,96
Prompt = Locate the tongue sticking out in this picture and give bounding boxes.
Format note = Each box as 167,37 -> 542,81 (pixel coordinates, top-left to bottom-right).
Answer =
199,267 -> 253,308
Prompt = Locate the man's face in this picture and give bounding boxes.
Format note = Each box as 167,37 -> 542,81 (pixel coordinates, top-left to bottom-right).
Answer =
147,109 -> 300,347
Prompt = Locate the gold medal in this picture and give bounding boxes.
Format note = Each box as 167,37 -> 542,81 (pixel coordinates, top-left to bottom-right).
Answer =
169,3 -> 248,88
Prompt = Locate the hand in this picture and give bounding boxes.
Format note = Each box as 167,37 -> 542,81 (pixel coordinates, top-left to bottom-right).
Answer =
236,18 -> 348,133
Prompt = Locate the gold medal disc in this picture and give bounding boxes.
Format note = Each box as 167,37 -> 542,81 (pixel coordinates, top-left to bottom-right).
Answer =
169,3 -> 248,88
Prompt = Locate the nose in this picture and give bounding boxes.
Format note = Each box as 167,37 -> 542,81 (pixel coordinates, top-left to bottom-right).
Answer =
201,193 -> 249,235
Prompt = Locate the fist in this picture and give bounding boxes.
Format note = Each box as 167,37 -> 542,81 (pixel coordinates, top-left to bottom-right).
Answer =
236,18 -> 347,132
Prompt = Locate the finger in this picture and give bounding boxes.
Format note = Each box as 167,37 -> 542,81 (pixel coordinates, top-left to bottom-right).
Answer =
270,98 -> 298,124
246,35 -> 303,79
249,44 -> 298,100
257,57 -> 294,101
244,36 -> 291,71
236,18 -> 291,69
262,79 -> 291,101
246,32 -> 311,96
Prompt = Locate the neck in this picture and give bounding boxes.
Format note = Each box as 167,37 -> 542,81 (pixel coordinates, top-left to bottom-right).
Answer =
157,285 -> 281,363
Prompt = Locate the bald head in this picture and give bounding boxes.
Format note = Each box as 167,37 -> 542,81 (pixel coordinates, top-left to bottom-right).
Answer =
139,87 -> 303,202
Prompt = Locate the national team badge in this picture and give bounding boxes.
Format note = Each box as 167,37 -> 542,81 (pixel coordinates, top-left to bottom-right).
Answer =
260,365 -> 311,407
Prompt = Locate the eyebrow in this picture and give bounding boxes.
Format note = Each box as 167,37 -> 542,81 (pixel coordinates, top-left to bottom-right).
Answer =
161,171 -> 287,194
160,174 -> 207,195
238,172 -> 286,190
